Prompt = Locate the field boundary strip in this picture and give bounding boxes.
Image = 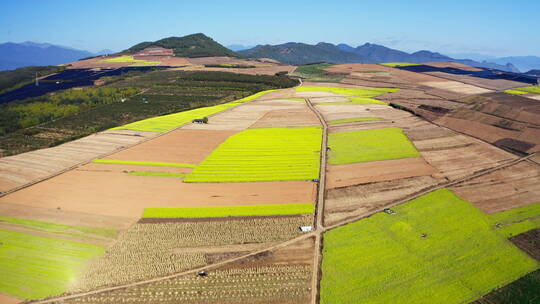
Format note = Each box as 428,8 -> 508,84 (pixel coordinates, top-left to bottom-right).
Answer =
142,203 -> 315,218
92,159 -> 196,168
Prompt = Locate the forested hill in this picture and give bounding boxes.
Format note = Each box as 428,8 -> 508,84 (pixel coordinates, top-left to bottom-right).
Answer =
127,33 -> 240,58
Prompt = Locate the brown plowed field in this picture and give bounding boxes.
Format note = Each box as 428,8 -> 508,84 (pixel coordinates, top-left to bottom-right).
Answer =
0,293 -> 21,304
0,169 -> 316,217
326,157 -> 437,189
450,161 -> 540,213
0,130 -> 157,192
417,135 -> 516,181
424,61 -> 483,71
102,129 -> 235,164
249,107 -> 320,128
324,175 -> 440,226
81,163 -> 192,174
425,71 -> 528,90
420,81 -> 492,95
510,229 -> 540,261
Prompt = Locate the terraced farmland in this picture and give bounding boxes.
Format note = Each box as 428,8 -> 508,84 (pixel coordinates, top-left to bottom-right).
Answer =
320,189 -> 539,304
185,127 -> 322,182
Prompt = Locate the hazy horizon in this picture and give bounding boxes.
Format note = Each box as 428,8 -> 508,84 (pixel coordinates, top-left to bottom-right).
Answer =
2,0 -> 539,57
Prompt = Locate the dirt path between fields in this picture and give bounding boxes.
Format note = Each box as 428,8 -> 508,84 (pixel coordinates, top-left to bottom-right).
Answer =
305,97 -> 328,304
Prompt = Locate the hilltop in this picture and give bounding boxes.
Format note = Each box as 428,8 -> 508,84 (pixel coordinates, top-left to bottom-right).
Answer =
126,33 -> 240,58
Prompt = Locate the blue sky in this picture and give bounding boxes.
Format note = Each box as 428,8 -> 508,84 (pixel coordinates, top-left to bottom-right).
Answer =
1,0 -> 539,57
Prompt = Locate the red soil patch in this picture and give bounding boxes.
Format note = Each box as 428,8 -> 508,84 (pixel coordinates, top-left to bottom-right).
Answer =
102,129 -> 236,164
0,169 -> 316,217
0,293 -> 21,304
326,157 -> 437,189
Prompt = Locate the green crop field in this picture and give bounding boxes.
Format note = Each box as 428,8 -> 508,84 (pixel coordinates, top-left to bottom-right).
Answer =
489,202 -> 540,238
0,229 -> 104,299
0,216 -> 117,239
380,62 -> 420,67
504,86 -> 540,95
101,56 -> 145,63
93,159 -> 196,168
320,189 -> 539,304
292,64 -> 345,82
184,127 -> 322,182
503,89 -> 528,95
142,203 -> 314,218
297,86 -> 398,97
327,128 -> 419,165
111,89 -> 279,133
328,117 -> 382,125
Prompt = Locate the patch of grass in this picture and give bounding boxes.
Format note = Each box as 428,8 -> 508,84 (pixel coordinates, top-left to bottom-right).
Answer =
328,128 -> 419,165
489,203 -> 540,238
380,62 -> 420,67
504,89 -> 528,95
111,89 -> 279,132
292,64 -> 345,82
127,171 -> 187,178
184,127 -> 322,182
297,86 -> 398,97
320,189 -> 539,304
504,86 -> 540,95
0,229 -> 104,299
0,216 -> 117,239
93,159 -> 196,168
328,117 -> 382,125
142,203 -> 314,218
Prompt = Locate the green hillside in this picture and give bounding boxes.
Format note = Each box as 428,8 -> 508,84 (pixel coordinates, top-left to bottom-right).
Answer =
127,33 -> 240,58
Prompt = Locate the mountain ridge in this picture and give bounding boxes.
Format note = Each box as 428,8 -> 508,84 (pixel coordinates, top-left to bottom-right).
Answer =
240,42 -> 520,72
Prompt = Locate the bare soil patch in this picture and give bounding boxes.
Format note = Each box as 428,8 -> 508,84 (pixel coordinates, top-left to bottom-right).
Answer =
102,129 -> 235,164
0,169 -> 316,217
450,161 -> 540,213
425,71 -> 528,90
0,293 -> 21,304
249,107 -> 320,128
324,175 -> 439,226
326,157 -> 437,189
510,229 -> 540,261
424,61 -> 483,71
0,130 -> 157,192
420,81 -> 492,95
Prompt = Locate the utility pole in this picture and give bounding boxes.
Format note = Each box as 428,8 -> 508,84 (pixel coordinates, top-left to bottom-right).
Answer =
35,72 -> 39,86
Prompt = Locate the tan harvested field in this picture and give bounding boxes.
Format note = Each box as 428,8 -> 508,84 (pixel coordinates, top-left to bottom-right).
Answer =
81,162 -> 192,174
450,161 -> 540,213
0,293 -> 21,304
249,107 -> 320,128
416,134 -> 517,181
0,130 -> 157,193
67,237 -> 314,304
420,81 -> 492,95
0,168 -> 316,217
68,55 -> 191,69
425,71 -> 529,90
71,216 -> 312,292
102,129 -> 235,164
424,61 -> 484,71
324,175 -> 440,226
326,157 -> 437,189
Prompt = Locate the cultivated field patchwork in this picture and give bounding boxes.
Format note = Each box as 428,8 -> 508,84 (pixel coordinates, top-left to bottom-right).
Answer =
184,127 -> 322,182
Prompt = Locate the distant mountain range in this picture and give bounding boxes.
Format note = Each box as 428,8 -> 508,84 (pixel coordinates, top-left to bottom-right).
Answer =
239,42 -> 540,73
127,33 -> 240,58
0,42 -> 113,71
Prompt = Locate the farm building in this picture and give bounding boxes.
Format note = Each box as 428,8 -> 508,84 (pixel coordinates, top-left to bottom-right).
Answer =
135,46 -> 174,56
